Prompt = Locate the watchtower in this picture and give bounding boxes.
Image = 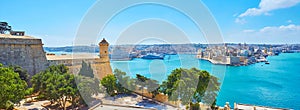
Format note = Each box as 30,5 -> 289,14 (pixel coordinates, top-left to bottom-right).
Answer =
99,38 -> 109,62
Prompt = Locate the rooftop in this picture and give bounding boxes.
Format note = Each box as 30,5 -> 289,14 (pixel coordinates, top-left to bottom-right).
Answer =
46,53 -> 99,60
0,34 -> 38,39
99,38 -> 109,45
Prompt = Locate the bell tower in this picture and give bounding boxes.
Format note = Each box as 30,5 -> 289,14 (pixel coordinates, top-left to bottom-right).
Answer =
99,38 -> 109,62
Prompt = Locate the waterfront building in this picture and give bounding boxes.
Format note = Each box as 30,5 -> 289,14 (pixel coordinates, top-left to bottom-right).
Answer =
110,46 -> 133,61
196,44 -> 272,66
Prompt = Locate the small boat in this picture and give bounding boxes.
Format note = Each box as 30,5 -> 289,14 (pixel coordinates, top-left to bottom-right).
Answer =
265,62 -> 270,64
141,53 -> 165,60
274,52 -> 279,56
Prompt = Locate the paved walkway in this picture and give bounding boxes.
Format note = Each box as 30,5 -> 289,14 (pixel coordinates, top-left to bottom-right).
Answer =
15,99 -> 48,110
93,94 -> 177,110
15,94 -> 177,110
91,104 -> 155,110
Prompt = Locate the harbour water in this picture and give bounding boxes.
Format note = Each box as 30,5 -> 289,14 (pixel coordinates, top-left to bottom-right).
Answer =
111,53 -> 300,109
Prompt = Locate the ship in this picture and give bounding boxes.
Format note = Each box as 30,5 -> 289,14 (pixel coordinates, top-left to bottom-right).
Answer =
141,53 -> 165,60
274,51 -> 279,56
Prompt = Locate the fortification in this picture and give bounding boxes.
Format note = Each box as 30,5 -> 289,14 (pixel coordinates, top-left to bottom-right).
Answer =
0,34 -> 48,76
0,32 -> 112,79
47,38 -> 113,79
99,38 -> 110,62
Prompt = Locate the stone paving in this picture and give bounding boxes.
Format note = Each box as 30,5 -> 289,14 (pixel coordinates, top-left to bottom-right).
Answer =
94,93 -> 177,110
15,99 -> 48,110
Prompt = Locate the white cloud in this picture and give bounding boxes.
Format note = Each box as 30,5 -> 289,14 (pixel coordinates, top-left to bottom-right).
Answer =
259,24 -> 300,32
287,20 -> 293,23
235,18 -> 247,24
239,0 -> 300,17
229,24 -> 300,43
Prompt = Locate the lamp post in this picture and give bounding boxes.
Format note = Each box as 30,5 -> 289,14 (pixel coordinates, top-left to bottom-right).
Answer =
113,90 -> 117,104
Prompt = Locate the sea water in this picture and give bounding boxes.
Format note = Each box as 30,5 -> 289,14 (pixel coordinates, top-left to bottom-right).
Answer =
111,53 -> 300,109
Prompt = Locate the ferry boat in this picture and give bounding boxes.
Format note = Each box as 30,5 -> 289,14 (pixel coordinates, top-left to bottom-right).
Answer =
141,53 -> 165,60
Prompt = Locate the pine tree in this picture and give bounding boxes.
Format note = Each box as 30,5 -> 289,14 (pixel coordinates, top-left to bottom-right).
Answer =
78,61 -> 94,78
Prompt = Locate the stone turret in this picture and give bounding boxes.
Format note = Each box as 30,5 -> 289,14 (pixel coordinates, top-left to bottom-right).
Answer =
99,38 -> 109,62
47,38 -> 113,79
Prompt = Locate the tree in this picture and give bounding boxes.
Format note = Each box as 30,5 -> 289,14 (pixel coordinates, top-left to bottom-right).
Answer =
159,68 -> 181,96
159,68 -> 220,106
0,63 -> 27,109
136,74 -> 148,82
24,87 -> 34,102
31,64 -> 69,103
114,69 -> 134,93
100,74 -> 117,96
147,79 -> 160,98
75,75 -> 101,107
0,22 -> 12,34
100,69 -> 136,96
31,64 -> 100,110
136,74 -> 148,99
78,61 -> 94,78
9,65 -> 29,83
135,74 -> 159,98
31,70 -> 67,108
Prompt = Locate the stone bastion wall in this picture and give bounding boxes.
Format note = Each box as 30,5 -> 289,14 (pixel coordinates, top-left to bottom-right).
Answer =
0,37 -> 48,76
0,35 -> 112,79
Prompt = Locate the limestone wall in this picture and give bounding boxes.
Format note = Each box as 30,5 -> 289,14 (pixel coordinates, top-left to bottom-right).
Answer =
0,35 -> 113,78
49,58 -> 113,79
93,61 -> 113,79
0,37 -> 48,76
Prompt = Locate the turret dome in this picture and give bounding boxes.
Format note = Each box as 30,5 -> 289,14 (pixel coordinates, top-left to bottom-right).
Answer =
99,38 -> 109,45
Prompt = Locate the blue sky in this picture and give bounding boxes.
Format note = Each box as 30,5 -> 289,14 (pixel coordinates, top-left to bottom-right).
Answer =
1,0 -> 300,46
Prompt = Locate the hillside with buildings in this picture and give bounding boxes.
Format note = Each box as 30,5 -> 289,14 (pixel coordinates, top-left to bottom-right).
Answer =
45,43 -> 300,64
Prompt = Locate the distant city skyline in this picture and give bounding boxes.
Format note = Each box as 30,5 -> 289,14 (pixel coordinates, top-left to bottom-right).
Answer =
1,0 -> 300,47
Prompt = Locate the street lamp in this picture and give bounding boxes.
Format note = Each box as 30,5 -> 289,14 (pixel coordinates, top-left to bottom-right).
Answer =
113,90 -> 117,104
